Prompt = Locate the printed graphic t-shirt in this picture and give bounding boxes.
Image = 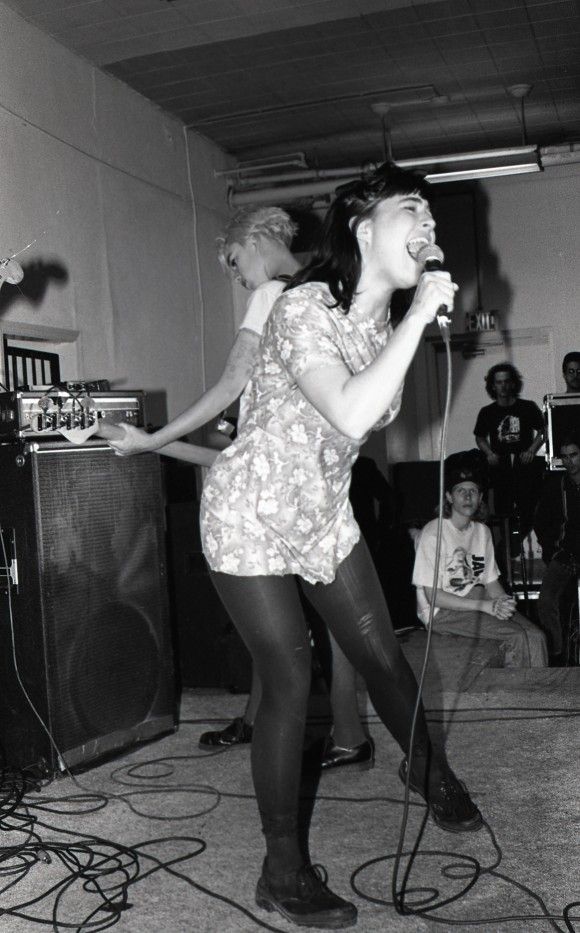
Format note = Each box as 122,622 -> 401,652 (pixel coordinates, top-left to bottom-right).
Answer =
473,398 -> 543,456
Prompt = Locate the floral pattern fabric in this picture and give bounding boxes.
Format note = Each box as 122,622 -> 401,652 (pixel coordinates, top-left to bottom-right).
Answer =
200,282 -> 403,584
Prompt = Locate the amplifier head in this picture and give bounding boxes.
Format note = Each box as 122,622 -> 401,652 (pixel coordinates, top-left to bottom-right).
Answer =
0,389 -> 147,445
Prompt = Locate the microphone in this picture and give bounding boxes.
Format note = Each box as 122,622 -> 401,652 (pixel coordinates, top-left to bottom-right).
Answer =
0,258 -> 24,285
414,242 -> 451,339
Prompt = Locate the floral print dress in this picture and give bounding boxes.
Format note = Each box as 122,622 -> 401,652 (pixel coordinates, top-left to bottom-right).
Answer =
200,282 -> 403,584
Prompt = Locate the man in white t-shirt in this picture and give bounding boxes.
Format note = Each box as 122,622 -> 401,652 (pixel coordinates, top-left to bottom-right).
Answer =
412,460 -> 548,668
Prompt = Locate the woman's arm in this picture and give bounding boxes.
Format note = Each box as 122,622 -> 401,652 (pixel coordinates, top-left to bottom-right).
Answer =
107,328 -> 260,455
97,421 -> 219,467
297,271 -> 456,439
153,440 -> 219,467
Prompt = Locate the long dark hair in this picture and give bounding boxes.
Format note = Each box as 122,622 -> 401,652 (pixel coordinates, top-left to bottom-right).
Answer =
286,162 -> 430,313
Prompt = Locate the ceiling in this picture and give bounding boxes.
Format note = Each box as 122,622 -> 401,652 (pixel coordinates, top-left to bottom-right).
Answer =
5,0 -> 580,170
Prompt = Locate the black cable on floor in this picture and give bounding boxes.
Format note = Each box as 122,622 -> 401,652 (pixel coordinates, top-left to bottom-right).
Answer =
2,709 -> 578,931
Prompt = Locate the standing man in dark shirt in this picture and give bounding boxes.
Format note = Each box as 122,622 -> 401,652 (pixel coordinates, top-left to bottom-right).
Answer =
474,362 -> 544,537
534,431 -> 580,664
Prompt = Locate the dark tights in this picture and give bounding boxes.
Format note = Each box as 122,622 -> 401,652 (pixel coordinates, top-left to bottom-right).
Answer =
210,538 -> 441,875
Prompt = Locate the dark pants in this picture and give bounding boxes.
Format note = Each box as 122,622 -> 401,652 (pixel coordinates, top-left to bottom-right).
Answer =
491,457 -> 542,538
538,551 -> 580,657
209,538 -> 432,838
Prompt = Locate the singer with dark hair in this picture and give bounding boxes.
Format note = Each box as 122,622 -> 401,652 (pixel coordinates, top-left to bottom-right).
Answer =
199,162 -> 481,929
108,204 -> 371,767
474,362 -> 544,537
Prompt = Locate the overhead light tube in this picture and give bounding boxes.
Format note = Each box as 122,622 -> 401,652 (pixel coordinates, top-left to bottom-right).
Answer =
425,162 -> 541,184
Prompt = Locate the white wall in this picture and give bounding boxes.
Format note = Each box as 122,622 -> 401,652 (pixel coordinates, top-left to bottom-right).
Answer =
0,2 -> 234,426
479,164 -> 580,363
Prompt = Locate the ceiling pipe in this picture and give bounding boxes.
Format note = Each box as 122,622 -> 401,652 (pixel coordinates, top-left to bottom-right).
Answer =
214,154 -> 308,177
540,142 -> 580,166
231,177 -> 350,206
233,166 -> 368,189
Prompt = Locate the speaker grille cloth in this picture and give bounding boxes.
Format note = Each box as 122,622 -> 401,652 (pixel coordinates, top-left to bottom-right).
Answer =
34,450 -> 169,750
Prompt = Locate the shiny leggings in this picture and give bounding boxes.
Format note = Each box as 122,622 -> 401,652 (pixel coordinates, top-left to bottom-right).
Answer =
209,538 -> 436,857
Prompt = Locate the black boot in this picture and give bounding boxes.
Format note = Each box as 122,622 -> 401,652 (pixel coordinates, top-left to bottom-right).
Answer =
320,736 -> 375,772
256,860 -> 357,929
198,717 -> 253,749
399,758 -> 483,833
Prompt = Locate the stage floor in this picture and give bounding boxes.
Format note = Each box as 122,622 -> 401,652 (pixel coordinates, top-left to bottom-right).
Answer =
4,630 -> 579,933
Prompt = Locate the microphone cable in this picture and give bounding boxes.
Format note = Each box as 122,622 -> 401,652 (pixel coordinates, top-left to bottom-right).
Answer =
392,324 -> 453,916
383,322 -> 579,930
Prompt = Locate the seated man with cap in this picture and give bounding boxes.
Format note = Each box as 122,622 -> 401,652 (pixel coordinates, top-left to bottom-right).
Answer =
412,455 -> 548,668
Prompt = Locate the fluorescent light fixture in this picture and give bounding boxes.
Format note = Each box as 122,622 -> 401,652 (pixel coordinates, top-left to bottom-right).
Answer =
425,162 -> 541,183
397,146 -> 538,168
230,145 -> 545,205
399,145 -> 542,183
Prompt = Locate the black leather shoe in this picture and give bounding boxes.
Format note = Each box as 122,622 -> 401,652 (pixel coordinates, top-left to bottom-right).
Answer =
256,861 -> 357,928
321,736 -> 375,772
198,717 -> 253,749
399,758 -> 483,834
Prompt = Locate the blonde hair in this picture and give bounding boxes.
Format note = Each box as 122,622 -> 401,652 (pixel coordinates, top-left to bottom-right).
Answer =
216,206 -> 297,272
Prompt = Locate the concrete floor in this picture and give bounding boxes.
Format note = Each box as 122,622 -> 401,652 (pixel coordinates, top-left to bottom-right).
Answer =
3,630 -> 579,933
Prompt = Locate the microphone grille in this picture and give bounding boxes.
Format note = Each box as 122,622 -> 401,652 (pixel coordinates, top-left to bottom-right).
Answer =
1,259 -> 24,284
415,243 -> 444,266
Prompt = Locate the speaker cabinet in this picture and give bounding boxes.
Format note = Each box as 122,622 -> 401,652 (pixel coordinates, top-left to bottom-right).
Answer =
0,445 -> 177,777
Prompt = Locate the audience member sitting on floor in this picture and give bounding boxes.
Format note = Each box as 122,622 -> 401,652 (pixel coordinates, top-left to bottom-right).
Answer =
412,455 -> 548,668
534,430 -> 580,666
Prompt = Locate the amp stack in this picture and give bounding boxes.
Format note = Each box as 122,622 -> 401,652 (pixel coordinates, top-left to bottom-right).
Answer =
0,383 -> 177,778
